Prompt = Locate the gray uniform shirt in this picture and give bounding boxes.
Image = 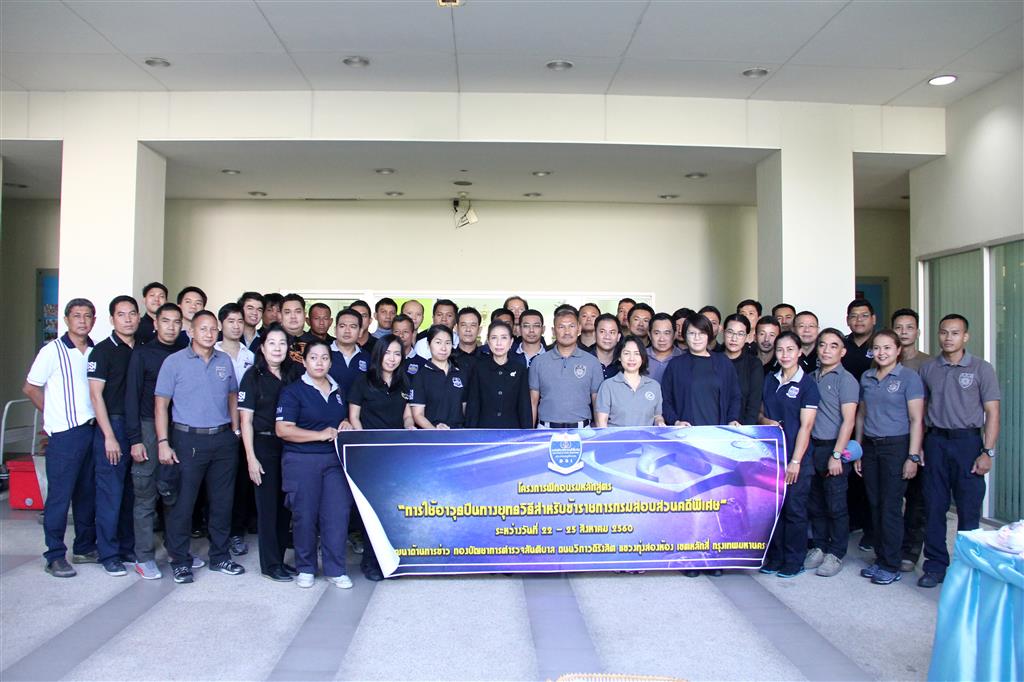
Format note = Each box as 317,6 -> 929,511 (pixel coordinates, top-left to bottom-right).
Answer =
918,352 -> 1000,429
154,345 -> 238,428
859,363 -> 925,437
529,346 -> 603,423
812,364 -> 859,440
596,373 -> 663,426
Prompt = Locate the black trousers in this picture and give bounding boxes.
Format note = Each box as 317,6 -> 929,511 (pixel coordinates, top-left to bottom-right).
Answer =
252,434 -> 291,574
165,429 -> 238,569
231,440 -> 257,537
901,470 -> 926,563
807,441 -> 851,559
861,435 -> 910,573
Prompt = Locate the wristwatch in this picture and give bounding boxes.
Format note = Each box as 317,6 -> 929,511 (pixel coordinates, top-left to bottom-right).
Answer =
908,454 -> 922,464
982,448 -> 996,458
831,451 -> 843,461
234,429 -> 242,437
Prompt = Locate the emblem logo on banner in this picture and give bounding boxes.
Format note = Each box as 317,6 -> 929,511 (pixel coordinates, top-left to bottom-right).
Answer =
958,372 -> 974,389
548,432 -> 584,474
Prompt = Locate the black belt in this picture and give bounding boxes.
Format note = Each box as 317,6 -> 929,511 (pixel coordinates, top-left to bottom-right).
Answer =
172,422 -> 231,435
811,438 -> 837,447
931,427 -> 981,438
540,419 -> 591,429
863,434 -> 909,445
256,430 -> 275,436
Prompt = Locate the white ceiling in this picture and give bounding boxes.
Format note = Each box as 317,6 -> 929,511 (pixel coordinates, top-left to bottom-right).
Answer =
0,1 -> 1020,106
0,139 -> 936,210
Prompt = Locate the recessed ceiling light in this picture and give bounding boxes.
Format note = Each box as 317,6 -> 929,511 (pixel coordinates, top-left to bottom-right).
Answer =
523,192 -> 542,198
928,74 -> 957,86
685,172 -> 708,179
248,191 -> 267,197
144,57 -> 171,68
375,168 -> 396,175
900,195 -> 910,200
658,194 -> 679,200
546,60 -> 574,71
453,180 -> 473,186
531,171 -> 552,177
742,67 -> 770,79
221,169 -> 241,175
3,182 -> 29,189
342,55 -> 370,68
385,191 -> 404,197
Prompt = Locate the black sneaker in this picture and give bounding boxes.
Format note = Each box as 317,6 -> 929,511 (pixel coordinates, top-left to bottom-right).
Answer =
209,560 -> 245,576
172,566 -> 194,584
102,559 -> 127,577
918,572 -> 944,588
45,557 -> 77,578
71,550 -> 99,564
229,536 -> 248,556
282,564 -> 298,576
261,567 -> 293,582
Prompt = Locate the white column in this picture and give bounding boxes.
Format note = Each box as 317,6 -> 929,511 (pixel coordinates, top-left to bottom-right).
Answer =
57,94 -> 166,338
757,108 -> 856,330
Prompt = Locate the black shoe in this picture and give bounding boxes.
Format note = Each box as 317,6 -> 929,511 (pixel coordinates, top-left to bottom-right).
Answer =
710,569 -> 724,577
681,570 -> 700,578
262,567 -> 293,582
190,527 -> 205,539
918,572 -> 944,588
282,564 -> 298,576
229,535 -> 248,556
71,550 -> 99,564
102,559 -> 127,577
45,557 -> 77,578
858,540 -> 873,552
172,566 -> 194,584
364,567 -> 385,581
209,559 -> 245,576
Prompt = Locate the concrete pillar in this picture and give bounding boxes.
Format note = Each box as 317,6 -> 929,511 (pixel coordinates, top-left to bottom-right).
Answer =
57,94 -> 166,338
756,107 -> 856,330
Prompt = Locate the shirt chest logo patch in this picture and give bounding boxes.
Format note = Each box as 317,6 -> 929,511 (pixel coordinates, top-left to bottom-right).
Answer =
452,377 -> 463,389
958,372 -> 975,389
358,360 -> 367,372
407,364 -> 419,375
574,364 -> 587,379
510,371 -> 517,377
786,385 -> 800,399
887,381 -> 901,393
644,391 -> 656,401
216,365 -> 229,381
87,361 -> 97,372
865,349 -> 875,359
238,391 -> 246,402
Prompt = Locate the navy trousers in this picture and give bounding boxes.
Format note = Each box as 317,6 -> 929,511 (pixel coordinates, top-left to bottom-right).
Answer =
43,422 -> 97,562
807,441 -> 851,559
93,415 -> 135,563
861,435 -> 910,573
766,458 -> 813,572
282,450 -> 351,577
922,429 -> 985,576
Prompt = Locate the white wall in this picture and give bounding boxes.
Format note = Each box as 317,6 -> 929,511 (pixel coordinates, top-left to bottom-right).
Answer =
910,70 -> 1024,262
163,199 -> 758,316
855,208 -> 911,318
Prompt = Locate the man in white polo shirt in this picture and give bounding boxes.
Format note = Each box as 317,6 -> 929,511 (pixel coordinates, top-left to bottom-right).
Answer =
23,298 -> 99,578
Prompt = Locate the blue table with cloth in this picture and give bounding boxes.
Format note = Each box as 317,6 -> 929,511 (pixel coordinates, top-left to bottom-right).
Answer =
928,529 -> 1023,681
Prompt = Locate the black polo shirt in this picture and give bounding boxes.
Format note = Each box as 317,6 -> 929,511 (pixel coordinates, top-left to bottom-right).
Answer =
763,357 -> 781,376
465,356 -> 532,428
360,335 -> 378,354
124,336 -> 188,446
453,346 -> 482,383
586,346 -> 622,380
799,348 -> 818,373
842,334 -> 874,381
87,332 -> 135,416
410,361 -> 466,428
136,315 -> 157,345
238,367 -> 284,434
300,330 -> 335,347
348,373 -> 409,430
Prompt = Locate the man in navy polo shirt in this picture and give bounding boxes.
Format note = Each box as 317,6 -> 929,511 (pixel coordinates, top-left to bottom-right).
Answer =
238,291 -> 264,352
627,303 -> 654,346
87,295 -> 140,577
589,313 -> 623,379
155,310 -> 243,584
329,308 -> 370,396
175,286 -> 207,344
842,297 -> 877,551
24,298 -> 99,578
350,299 -> 377,354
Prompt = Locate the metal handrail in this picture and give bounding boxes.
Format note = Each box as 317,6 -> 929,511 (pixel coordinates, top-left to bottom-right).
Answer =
0,399 -> 41,480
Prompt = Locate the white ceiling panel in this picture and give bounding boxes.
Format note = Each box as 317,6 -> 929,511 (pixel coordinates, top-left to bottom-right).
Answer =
628,1 -> 844,63
887,70 -> 1007,107
257,1 -> 455,53
457,54 -> 619,94
453,1 -> 646,58
609,59 -> 780,98
64,0 -> 284,54
791,0 -> 1024,69
293,51 -> 457,92
0,1 -> 117,54
0,52 -> 163,91
752,65 -> 932,105
945,21 -> 1024,74
130,53 -> 309,91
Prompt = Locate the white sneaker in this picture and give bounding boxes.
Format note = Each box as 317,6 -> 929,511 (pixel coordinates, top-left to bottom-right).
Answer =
328,574 -> 353,589
296,572 -> 315,588
134,560 -> 163,580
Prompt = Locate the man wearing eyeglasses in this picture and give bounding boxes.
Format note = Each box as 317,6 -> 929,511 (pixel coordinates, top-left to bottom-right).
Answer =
842,298 -> 876,381
514,310 -> 548,368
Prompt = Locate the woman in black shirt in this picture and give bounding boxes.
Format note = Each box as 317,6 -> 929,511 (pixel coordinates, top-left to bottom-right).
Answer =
466,320 -> 532,428
238,324 -> 300,582
410,325 -> 466,429
720,313 -> 764,425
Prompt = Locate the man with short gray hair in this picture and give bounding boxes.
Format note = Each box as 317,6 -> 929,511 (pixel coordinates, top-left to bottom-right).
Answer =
529,307 -> 602,428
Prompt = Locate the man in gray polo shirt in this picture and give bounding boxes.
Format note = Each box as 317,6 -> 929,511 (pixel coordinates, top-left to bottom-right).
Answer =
529,308 -> 602,428
917,314 -> 1001,588
155,310 -> 244,584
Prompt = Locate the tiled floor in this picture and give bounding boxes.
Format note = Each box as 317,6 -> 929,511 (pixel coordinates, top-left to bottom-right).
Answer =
0,500 -> 954,681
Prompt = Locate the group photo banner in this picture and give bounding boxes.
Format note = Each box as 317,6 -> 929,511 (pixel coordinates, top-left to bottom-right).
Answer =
339,426 -> 787,577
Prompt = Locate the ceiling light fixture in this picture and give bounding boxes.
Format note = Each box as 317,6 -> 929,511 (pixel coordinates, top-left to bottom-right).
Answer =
221,169 -> 241,175
385,191 -> 404,197
531,171 -> 552,177
453,180 -> 473,186
523,192 -> 542,198
927,74 -> 957,86
144,57 -> 171,68
248,191 -> 267,197
437,0 -> 461,6
658,194 -> 679,200
342,55 -> 370,68
742,67 -> 770,79
375,168 -> 396,175
685,172 -> 708,179
546,60 -> 574,71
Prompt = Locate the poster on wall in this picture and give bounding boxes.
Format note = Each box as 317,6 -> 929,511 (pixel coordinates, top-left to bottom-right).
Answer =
37,269 -> 59,348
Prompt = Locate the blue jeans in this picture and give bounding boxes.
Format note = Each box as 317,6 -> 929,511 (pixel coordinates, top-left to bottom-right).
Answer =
93,415 -> 135,563
808,441 -> 850,559
43,422 -> 97,562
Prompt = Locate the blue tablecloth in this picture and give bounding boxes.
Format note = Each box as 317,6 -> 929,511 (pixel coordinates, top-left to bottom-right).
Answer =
928,529 -> 1024,681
